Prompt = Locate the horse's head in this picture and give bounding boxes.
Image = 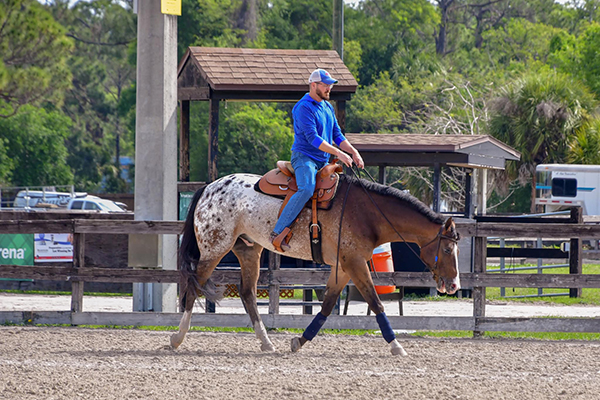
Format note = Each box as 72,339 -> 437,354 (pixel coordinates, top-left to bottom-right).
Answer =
420,217 -> 461,295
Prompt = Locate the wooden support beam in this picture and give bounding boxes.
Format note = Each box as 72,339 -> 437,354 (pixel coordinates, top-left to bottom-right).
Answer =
473,235 -> 487,337
71,233 -> 85,313
570,207 -> 583,298
268,251 -> 281,315
208,98 -> 220,182
179,100 -> 190,182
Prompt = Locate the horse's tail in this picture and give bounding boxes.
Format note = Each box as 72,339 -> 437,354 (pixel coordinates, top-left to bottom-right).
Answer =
178,185 -> 224,310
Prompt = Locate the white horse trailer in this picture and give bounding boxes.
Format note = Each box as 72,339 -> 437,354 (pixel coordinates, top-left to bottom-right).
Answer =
535,164 -> 600,215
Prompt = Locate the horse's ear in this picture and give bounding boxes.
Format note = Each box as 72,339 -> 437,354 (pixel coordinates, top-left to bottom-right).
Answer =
444,217 -> 454,230
444,217 -> 460,240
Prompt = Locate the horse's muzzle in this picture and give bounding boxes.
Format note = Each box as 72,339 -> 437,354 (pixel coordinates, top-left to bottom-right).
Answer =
437,277 -> 460,295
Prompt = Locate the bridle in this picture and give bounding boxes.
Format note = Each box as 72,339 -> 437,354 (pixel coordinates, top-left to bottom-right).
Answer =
421,227 -> 459,279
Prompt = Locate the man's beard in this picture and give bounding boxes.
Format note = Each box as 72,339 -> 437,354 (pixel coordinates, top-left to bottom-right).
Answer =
316,87 -> 330,100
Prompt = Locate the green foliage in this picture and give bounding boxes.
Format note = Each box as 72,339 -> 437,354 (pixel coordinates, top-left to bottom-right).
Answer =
347,72 -> 404,133
179,0 -> 247,58
489,70 -> 596,168
0,0 -> 73,117
218,103 -> 293,176
0,105 -> 73,186
345,0 -> 439,85
260,0 -> 333,50
568,116 -> 600,164
48,0 -> 136,192
487,183 -> 532,214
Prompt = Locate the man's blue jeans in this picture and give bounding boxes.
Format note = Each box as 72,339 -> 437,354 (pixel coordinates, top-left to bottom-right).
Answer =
273,151 -> 326,235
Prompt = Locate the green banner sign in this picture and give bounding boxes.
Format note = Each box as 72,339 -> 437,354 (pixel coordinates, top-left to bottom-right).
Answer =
179,192 -> 195,221
0,234 -> 34,265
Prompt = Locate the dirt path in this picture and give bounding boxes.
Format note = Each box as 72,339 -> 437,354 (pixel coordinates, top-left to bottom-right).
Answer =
1,326 -> 599,400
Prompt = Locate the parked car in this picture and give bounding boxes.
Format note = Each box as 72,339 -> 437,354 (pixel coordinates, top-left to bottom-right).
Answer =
67,196 -> 127,212
13,190 -> 87,208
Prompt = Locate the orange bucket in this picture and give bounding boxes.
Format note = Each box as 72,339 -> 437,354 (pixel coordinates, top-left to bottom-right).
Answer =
372,243 -> 396,295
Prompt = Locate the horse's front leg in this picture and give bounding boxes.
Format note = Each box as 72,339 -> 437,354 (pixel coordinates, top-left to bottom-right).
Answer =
291,267 -> 350,352
231,239 -> 275,352
345,258 -> 408,356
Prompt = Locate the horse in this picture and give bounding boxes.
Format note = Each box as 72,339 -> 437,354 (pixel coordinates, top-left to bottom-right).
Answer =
170,172 -> 461,356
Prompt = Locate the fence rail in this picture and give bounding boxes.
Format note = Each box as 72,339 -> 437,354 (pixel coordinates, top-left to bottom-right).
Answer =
1,213 -> 600,334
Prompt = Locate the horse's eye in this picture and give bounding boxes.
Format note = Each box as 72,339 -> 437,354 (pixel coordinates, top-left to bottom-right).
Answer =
443,247 -> 452,254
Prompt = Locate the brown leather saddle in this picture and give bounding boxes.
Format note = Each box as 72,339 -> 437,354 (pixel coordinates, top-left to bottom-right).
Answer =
257,160 -> 342,213
256,160 -> 343,262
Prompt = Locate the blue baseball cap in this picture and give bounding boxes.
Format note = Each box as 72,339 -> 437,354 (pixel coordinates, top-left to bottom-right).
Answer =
308,69 -> 338,85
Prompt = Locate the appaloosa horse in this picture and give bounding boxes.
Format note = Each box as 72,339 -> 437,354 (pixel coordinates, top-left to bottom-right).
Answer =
170,173 -> 461,356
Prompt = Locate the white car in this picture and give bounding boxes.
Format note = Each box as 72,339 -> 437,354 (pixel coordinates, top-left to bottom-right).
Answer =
13,190 -> 87,208
67,196 -> 127,212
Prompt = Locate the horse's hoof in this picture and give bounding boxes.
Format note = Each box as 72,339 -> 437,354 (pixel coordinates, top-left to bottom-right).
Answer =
391,347 -> 408,356
170,334 -> 182,350
291,337 -> 302,353
261,342 -> 276,352
390,340 -> 408,356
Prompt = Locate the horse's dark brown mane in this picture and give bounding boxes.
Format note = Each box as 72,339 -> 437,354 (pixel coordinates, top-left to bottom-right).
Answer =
341,174 -> 446,225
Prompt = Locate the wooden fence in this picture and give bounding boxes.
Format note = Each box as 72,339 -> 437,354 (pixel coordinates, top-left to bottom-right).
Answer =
2,215 -> 600,334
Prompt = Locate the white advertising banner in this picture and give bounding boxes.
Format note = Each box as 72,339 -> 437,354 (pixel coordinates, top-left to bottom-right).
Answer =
34,233 -> 73,263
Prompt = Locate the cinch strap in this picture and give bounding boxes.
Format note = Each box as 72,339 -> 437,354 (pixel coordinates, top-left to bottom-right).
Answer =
302,312 -> 328,341
376,312 -> 396,343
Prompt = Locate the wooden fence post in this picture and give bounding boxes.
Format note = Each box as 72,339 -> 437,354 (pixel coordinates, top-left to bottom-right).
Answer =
71,233 -> 85,313
569,207 -> 583,298
268,251 -> 280,314
473,235 -> 487,337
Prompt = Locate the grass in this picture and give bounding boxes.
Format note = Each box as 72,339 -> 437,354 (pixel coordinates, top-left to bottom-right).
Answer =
485,263 -> 600,305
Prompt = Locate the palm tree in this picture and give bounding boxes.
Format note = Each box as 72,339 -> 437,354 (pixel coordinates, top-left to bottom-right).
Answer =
568,117 -> 600,165
488,70 -> 597,212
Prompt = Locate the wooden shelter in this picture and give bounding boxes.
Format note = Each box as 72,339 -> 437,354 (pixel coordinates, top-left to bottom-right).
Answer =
345,133 -> 521,216
177,47 -> 358,182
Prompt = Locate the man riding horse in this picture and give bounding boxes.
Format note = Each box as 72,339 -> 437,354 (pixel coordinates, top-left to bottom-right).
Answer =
270,69 -> 365,252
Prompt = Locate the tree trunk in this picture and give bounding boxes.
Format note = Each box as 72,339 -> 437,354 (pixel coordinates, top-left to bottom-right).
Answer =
235,0 -> 258,44
530,171 -> 537,214
435,0 -> 455,55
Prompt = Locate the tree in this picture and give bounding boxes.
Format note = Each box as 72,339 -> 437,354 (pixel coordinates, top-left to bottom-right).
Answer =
347,72 -> 405,133
488,70 -> 597,211
218,103 -> 293,176
568,117 -> 600,164
259,0 -> 333,51
345,0 -> 439,85
49,0 -> 137,192
0,0 -> 73,117
0,105 -> 73,186
179,0 -> 249,58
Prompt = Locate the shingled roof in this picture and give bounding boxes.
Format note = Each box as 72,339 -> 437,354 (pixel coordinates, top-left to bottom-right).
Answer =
345,133 -> 521,169
177,47 -> 358,101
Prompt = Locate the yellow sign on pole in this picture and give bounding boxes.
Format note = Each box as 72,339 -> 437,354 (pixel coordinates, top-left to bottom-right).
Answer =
161,0 -> 181,16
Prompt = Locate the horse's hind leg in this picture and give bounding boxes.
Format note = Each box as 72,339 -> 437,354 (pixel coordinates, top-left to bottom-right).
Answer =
291,268 -> 350,352
170,257 -> 223,349
231,238 -> 275,352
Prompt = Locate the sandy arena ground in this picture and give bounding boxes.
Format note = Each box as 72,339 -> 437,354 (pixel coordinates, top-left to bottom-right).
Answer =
1,326 -> 600,400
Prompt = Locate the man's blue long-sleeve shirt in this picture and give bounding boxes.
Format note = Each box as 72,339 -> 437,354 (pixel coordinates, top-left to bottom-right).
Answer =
291,93 -> 346,163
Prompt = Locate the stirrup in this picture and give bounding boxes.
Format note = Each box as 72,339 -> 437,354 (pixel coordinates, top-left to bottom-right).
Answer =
271,228 -> 292,252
